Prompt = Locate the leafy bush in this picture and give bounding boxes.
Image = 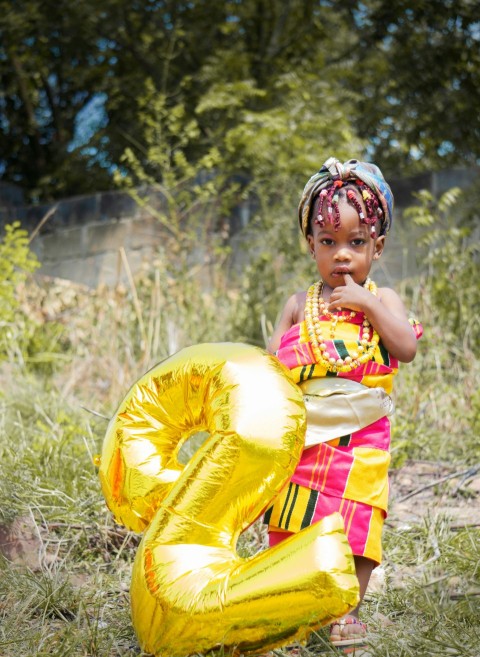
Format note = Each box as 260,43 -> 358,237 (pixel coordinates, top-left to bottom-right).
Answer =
389,185 -> 480,467
404,187 -> 480,356
0,222 -> 40,353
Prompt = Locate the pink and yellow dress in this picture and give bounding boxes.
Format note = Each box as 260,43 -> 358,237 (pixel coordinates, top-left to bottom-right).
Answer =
264,313 -> 422,564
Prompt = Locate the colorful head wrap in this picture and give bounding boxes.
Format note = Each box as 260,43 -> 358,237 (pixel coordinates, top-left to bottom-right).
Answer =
298,157 -> 394,239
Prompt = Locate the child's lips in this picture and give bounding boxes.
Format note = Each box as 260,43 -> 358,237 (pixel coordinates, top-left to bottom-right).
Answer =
332,267 -> 351,276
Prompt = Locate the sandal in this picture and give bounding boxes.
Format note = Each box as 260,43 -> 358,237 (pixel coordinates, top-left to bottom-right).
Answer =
329,616 -> 367,647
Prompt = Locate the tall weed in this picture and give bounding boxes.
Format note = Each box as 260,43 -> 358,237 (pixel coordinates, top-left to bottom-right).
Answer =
391,187 -> 480,466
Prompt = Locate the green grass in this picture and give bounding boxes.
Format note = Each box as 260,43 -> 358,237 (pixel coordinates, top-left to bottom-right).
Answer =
1,260 -> 479,657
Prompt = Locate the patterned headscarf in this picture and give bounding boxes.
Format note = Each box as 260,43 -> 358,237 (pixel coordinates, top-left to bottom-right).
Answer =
298,157 -> 394,239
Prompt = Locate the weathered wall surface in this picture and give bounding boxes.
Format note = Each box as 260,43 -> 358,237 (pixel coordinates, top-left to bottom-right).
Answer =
0,168 -> 477,288
0,187 -> 171,287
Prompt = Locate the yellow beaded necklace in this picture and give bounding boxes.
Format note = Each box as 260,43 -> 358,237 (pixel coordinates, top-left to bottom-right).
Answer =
304,278 -> 379,373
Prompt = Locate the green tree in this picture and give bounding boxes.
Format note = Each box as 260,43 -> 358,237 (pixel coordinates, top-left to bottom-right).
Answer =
0,1 -> 362,201
2,1 -> 478,201
0,0 -> 116,200
345,0 -> 480,174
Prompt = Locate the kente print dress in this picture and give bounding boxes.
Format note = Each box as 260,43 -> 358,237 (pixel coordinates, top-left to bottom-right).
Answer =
264,312 -> 423,564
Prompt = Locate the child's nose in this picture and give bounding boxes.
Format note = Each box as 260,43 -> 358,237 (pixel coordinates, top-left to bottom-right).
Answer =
334,247 -> 351,261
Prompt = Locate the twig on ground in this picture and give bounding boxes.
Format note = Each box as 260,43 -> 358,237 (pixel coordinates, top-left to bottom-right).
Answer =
450,523 -> 480,531
395,465 -> 480,503
450,590 -> 480,599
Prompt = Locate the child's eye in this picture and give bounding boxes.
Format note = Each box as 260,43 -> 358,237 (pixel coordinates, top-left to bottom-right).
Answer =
320,239 -> 335,246
352,239 -> 366,246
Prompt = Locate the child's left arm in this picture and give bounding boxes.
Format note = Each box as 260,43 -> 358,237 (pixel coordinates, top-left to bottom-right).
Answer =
328,274 -> 418,363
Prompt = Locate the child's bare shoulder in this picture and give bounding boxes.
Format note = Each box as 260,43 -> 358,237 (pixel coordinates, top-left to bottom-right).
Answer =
377,286 -> 408,315
268,290 -> 307,353
286,290 -> 307,324
377,286 -> 401,301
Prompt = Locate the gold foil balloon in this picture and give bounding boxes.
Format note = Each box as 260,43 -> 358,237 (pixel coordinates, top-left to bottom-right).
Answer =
98,343 -> 359,656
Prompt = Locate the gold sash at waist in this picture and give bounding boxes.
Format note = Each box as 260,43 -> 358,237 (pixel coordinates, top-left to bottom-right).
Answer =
298,378 -> 394,447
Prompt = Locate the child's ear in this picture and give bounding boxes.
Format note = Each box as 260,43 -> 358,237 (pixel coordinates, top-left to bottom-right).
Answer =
373,235 -> 385,259
307,235 -> 315,257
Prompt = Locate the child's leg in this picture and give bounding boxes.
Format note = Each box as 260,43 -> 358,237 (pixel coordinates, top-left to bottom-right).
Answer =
350,555 -> 375,617
329,556 -> 374,643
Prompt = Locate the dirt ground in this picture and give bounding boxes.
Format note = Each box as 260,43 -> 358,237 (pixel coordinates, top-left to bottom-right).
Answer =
363,458 -> 480,602
389,459 -> 480,528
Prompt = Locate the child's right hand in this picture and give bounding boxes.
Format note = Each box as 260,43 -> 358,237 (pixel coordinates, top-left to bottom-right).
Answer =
328,273 -> 376,313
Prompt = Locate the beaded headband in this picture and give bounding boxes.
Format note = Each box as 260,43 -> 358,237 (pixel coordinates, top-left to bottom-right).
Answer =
298,157 -> 394,239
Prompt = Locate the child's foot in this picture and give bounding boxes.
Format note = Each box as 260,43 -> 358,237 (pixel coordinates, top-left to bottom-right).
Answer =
329,615 -> 367,647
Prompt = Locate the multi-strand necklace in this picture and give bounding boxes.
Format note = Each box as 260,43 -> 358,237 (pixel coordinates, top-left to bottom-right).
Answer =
304,278 -> 379,373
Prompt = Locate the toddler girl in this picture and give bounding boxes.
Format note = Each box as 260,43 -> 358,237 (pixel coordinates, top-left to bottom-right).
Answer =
264,157 -> 422,648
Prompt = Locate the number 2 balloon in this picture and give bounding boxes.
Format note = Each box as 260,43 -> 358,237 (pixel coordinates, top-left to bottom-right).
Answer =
98,343 -> 359,656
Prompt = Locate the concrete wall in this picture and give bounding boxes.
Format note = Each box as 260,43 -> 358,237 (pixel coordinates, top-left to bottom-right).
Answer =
31,214 -> 166,288
1,168 -> 477,288
0,188 -> 172,288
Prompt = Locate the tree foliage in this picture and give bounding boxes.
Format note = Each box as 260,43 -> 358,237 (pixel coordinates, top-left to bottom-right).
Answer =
0,0 -> 115,199
0,1 -> 478,201
347,0 -> 480,174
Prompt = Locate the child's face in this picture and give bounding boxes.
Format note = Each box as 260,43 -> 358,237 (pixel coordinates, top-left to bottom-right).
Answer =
307,198 -> 385,289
